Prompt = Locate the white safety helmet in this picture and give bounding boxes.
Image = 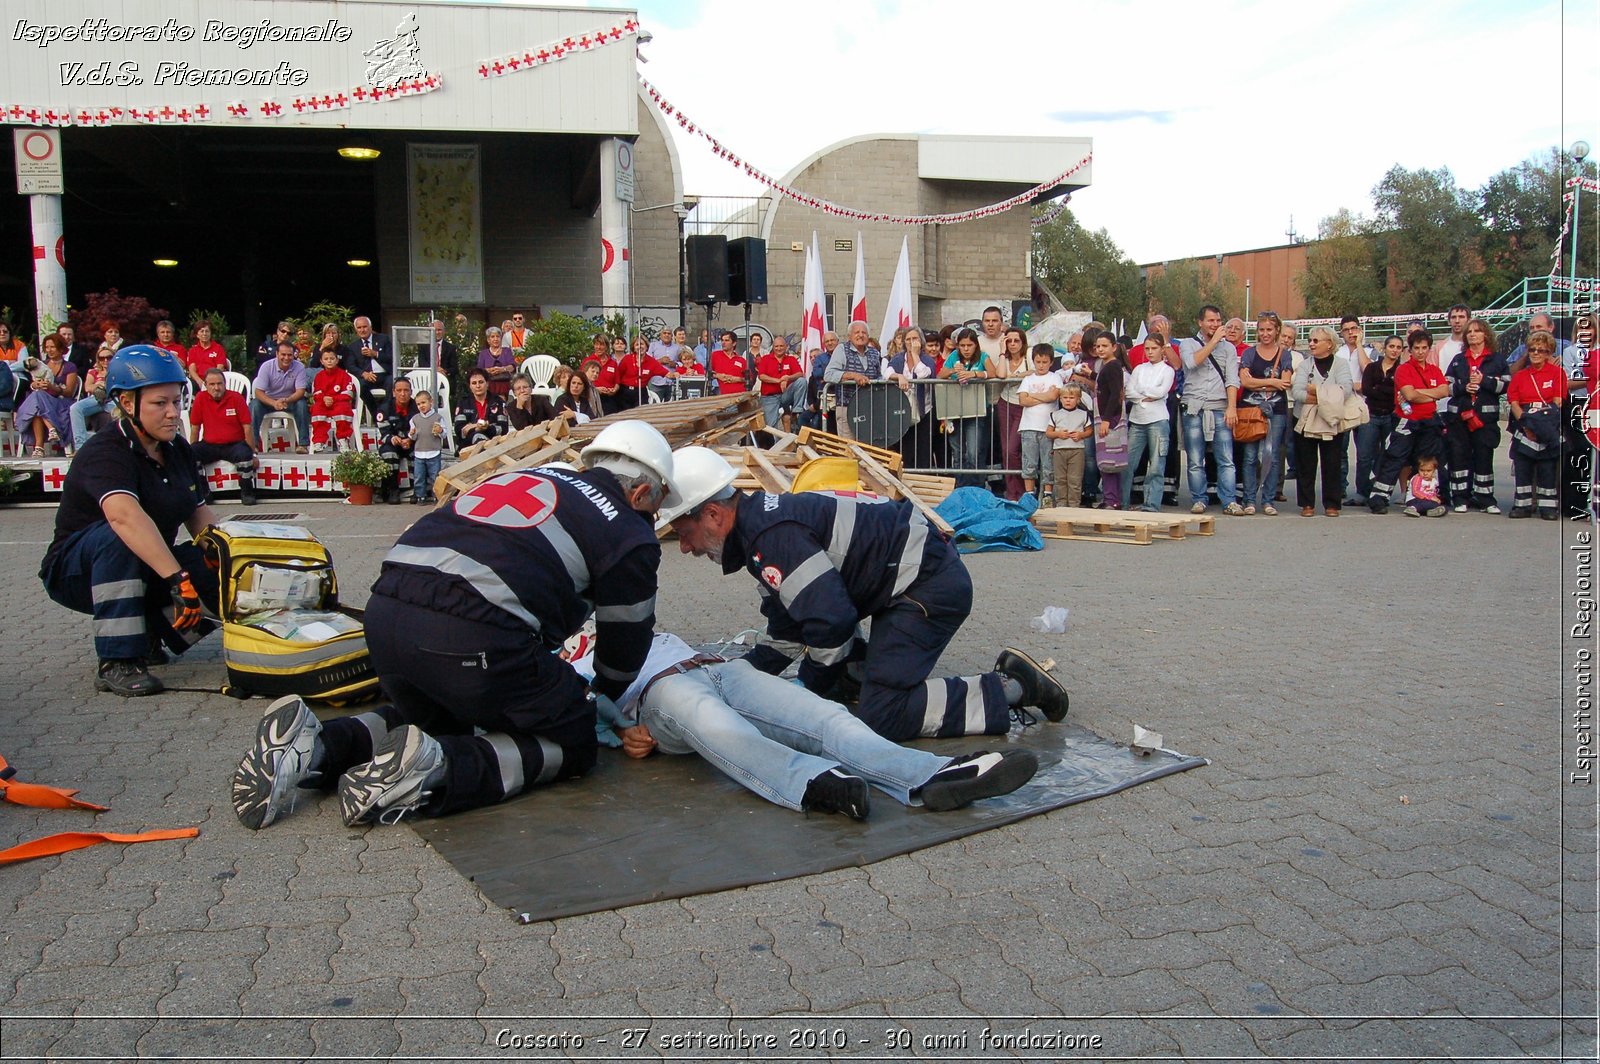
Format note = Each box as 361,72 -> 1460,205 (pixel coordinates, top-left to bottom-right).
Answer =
580,420 -> 675,496
656,445 -> 739,528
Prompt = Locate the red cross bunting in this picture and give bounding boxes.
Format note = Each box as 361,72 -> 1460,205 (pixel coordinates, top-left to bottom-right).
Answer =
260,101 -> 281,117
256,467 -> 279,488
8,106 -> 22,119
454,473 -> 557,528
43,465 -> 66,490
353,86 -> 368,101
307,467 -> 330,490
281,466 -> 305,489
177,108 -> 192,122
332,93 -> 347,107
206,467 -> 230,490
292,99 -> 307,112
492,60 -> 505,74
195,104 -> 210,119
159,106 -> 174,120
508,57 -> 521,70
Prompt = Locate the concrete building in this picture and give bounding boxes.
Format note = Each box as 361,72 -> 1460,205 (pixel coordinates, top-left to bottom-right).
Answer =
741,133 -> 1092,336
0,0 -> 683,343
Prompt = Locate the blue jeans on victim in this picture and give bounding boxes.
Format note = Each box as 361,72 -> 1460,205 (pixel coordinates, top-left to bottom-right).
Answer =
641,659 -> 952,808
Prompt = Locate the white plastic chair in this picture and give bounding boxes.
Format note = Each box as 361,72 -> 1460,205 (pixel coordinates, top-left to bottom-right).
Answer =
224,371 -> 252,397
406,369 -> 450,413
520,354 -> 560,388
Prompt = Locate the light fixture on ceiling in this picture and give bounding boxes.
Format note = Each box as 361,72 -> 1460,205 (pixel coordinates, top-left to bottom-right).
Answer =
152,258 -> 179,267
346,258 -> 371,268
337,139 -> 381,161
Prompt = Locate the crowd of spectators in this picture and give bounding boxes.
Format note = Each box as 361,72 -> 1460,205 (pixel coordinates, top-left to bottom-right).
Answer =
6,304 -> 1594,523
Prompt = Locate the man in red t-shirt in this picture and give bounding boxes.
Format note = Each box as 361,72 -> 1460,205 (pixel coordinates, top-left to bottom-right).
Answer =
190,367 -> 259,505
1367,329 -> 1451,514
757,334 -> 805,431
711,331 -> 749,395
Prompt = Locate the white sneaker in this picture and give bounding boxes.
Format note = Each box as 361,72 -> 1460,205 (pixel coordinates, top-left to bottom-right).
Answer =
338,725 -> 445,826
1485,504 -> 1502,515
1452,504 -> 1467,513
231,696 -> 324,830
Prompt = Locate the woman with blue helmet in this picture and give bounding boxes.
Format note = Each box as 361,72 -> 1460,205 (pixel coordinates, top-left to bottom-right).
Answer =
38,345 -> 221,696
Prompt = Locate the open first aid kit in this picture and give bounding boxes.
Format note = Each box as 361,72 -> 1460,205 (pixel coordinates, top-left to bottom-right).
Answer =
196,521 -> 379,704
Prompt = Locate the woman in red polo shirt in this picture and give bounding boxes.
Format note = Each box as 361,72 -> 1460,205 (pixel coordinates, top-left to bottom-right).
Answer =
186,319 -> 229,390
1507,329 -> 1566,520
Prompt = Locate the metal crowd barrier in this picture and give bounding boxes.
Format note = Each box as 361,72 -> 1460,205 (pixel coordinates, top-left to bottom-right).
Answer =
816,378 -> 1011,482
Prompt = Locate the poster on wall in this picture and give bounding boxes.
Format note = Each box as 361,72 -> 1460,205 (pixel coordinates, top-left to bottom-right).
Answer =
408,144 -> 485,303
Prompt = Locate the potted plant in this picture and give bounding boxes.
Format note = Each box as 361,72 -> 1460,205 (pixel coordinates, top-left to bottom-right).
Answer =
330,450 -> 390,506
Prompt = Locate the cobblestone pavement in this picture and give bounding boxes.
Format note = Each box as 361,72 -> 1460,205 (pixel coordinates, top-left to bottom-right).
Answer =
0,478 -> 1594,1062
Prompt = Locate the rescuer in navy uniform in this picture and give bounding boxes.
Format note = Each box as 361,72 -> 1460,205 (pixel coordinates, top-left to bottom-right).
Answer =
230,421 -> 677,831
659,446 -> 1068,743
39,346 -> 219,698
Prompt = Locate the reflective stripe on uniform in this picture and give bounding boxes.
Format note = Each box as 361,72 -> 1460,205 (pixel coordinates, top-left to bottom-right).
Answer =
484,732 -> 525,796
807,635 -> 855,667
533,517 -> 591,594
959,676 -> 988,734
891,512 -> 930,598
777,552 -> 834,611
594,660 -> 640,685
92,616 -> 145,638
533,736 -> 563,784
382,544 -> 543,633
91,579 -> 144,605
919,678 -> 948,738
595,596 -> 655,624
826,498 -> 857,568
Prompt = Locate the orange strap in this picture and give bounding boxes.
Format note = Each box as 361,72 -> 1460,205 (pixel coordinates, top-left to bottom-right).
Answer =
0,752 -> 198,864
0,828 -> 199,865
0,752 -> 108,811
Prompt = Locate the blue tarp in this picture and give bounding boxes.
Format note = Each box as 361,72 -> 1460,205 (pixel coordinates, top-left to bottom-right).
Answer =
935,488 -> 1043,553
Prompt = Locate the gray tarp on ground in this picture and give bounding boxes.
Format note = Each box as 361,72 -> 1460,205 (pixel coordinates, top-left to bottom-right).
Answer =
410,722 -> 1207,923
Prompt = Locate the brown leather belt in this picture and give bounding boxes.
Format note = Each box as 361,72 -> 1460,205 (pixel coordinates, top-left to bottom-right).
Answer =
639,653 -> 726,701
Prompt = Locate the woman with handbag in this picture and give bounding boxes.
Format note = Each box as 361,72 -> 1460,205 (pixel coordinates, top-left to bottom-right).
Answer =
1237,312 -> 1292,515
1291,327 -> 1354,517
1507,330 -> 1565,519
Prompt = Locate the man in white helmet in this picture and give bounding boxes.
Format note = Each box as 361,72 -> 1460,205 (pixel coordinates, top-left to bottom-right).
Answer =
661,447 -> 1069,744
230,420 -> 675,830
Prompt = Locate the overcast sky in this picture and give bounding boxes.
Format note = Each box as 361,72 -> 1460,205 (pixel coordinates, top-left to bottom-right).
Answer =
579,0 -> 1596,265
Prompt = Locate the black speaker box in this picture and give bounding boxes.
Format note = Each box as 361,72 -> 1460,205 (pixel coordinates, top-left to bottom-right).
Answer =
685,235 -> 730,303
727,237 -> 768,305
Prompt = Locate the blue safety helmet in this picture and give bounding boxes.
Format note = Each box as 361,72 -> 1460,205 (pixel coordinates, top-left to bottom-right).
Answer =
106,345 -> 188,398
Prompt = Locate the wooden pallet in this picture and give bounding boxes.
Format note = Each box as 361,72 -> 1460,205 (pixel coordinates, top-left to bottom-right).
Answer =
1031,505 -> 1212,545
435,419 -> 579,502
571,393 -> 766,449
795,427 -> 902,473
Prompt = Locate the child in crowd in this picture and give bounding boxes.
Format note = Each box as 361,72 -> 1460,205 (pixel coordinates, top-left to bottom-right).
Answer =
1016,343 -> 1062,505
409,390 -> 445,505
1046,382 -> 1093,507
309,346 -> 356,453
1405,455 -> 1445,518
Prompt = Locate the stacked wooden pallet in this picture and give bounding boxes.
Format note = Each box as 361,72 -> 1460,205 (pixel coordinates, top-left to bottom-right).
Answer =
1031,505 -> 1215,546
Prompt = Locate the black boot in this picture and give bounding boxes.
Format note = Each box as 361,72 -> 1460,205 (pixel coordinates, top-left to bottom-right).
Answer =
382,471 -> 401,504
238,477 -> 258,506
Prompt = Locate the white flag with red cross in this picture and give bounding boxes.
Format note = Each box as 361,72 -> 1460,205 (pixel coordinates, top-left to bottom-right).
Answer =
877,235 -> 914,354
799,231 -> 828,374
850,232 -> 868,324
